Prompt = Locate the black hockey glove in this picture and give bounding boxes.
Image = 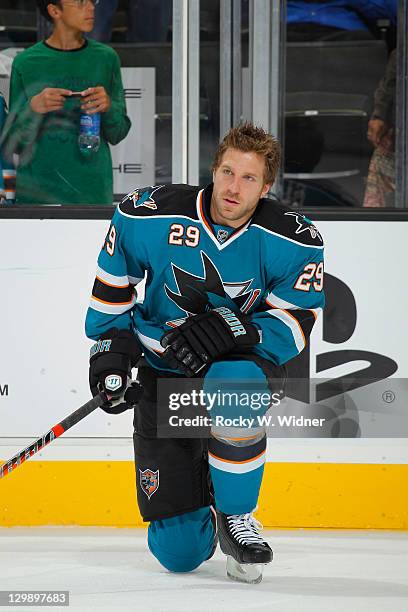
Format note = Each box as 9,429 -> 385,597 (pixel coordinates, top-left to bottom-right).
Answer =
89,328 -> 143,414
160,306 -> 260,376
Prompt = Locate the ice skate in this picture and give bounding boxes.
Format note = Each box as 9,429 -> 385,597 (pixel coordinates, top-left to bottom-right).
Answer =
216,510 -> 273,584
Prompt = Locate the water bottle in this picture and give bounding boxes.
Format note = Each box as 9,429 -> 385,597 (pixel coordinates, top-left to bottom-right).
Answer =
78,111 -> 101,155
2,169 -> 16,205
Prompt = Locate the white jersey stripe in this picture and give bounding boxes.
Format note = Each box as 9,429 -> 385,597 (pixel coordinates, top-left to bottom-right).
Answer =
128,275 -> 143,285
265,308 -> 305,353
89,295 -> 137,315
266,291 -> 322,320
96,265 -> 142,288
251,223 -> 324,249
266,291 -> 302,310
208,450 -> 266,474
118,209 -> 198,223
136,331 -> 164,354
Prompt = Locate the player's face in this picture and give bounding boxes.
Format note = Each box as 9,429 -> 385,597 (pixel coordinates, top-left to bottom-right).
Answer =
211,148 -> 272,228
53,0 -> 96,33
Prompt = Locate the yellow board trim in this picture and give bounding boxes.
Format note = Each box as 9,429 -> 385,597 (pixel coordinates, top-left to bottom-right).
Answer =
1,461 -> 407,528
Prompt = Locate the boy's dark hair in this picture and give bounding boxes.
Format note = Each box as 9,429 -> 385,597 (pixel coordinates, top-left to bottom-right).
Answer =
37,0 -> 60,23
212,122 -> 281,185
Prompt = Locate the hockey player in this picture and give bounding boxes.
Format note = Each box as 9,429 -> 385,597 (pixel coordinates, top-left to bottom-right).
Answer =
86,123 -> 324,583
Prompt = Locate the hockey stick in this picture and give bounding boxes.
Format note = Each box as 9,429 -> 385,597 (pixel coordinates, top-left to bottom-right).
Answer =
0,392 -> 106,479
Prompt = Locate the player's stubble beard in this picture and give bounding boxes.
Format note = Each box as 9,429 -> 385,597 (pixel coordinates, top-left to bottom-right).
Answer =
210,185 -> 265,228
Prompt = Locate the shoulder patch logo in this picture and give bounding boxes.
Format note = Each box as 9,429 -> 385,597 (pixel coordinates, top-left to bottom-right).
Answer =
126,185 -> 165,211
139,468 -> 159,499
284,211 -> 322,242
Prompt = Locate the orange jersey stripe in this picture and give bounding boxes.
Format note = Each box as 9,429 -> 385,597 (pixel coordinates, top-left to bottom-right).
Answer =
95,275 -> 129,289
91,295 -> 134,306
208,449 -> 266,465
282,309 -> 306,346
199,191 -> 213,235
219,434 -> 261,442
265,300 -> 307,345
266,299 -> 318,321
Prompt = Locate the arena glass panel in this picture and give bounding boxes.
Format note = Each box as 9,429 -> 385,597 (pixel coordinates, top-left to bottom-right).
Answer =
198,0 -> 402,210
0,0 -> 407,212
198,0 -> 251,186
283,0 -> 399,209
0,1 -> 173,207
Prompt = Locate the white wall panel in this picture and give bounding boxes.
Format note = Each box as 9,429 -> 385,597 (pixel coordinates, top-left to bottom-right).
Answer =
0,218 -> 407,463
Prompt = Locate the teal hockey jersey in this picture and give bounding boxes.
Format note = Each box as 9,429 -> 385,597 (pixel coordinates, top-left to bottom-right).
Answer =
85,184 -> 325,372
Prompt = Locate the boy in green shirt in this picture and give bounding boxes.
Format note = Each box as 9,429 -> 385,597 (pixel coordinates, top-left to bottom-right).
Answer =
1,0 -> 131,205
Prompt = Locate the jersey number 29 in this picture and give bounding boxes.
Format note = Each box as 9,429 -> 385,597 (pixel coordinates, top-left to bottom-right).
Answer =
294,262 -> 323,292
103,224 -> 116,256
168,223 -> 200,247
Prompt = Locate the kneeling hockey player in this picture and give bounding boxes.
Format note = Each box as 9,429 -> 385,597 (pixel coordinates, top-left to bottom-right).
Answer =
86,122 -> 325,583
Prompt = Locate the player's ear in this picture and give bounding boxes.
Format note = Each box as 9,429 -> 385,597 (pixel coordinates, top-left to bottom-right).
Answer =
261,182 -> 272,198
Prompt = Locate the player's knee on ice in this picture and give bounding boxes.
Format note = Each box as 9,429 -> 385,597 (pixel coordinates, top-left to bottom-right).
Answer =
148,507 -> 215,573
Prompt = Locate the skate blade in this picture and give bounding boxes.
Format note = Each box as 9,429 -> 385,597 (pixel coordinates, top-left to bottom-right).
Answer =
226,556 -> 264,584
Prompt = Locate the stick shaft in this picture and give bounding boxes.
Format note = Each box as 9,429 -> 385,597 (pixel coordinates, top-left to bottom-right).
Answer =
0,394 -> 105,479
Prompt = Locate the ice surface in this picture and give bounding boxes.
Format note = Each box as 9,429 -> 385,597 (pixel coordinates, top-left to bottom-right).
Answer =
0,528 -> 407,612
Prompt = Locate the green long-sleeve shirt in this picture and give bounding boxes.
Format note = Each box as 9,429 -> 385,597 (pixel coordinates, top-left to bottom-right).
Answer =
1,39 -> 131,205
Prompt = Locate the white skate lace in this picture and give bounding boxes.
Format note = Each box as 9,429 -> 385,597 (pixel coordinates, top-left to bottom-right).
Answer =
227,512 -> 265,545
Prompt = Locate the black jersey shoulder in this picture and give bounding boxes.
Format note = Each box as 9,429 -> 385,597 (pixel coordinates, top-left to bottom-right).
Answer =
251,197 -> 324,247
118,184 -> 201,219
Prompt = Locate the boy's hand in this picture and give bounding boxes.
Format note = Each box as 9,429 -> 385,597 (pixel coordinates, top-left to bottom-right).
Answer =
81,87 -> 111,114
30,88 -> 72,114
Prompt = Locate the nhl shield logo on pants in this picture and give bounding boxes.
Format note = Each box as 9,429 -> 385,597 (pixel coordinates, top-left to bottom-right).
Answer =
139,468 -> 159,499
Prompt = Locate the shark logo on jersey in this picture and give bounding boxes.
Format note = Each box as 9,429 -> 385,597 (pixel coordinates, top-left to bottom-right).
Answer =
164,251 -> 261,325
139,468 -> 159,499
126,185 -> 165,211
285,211 -> 322,242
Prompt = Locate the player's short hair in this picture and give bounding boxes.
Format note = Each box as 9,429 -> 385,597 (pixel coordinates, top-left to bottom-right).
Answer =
212,122 -> 281,185
37,0 -> 61,23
